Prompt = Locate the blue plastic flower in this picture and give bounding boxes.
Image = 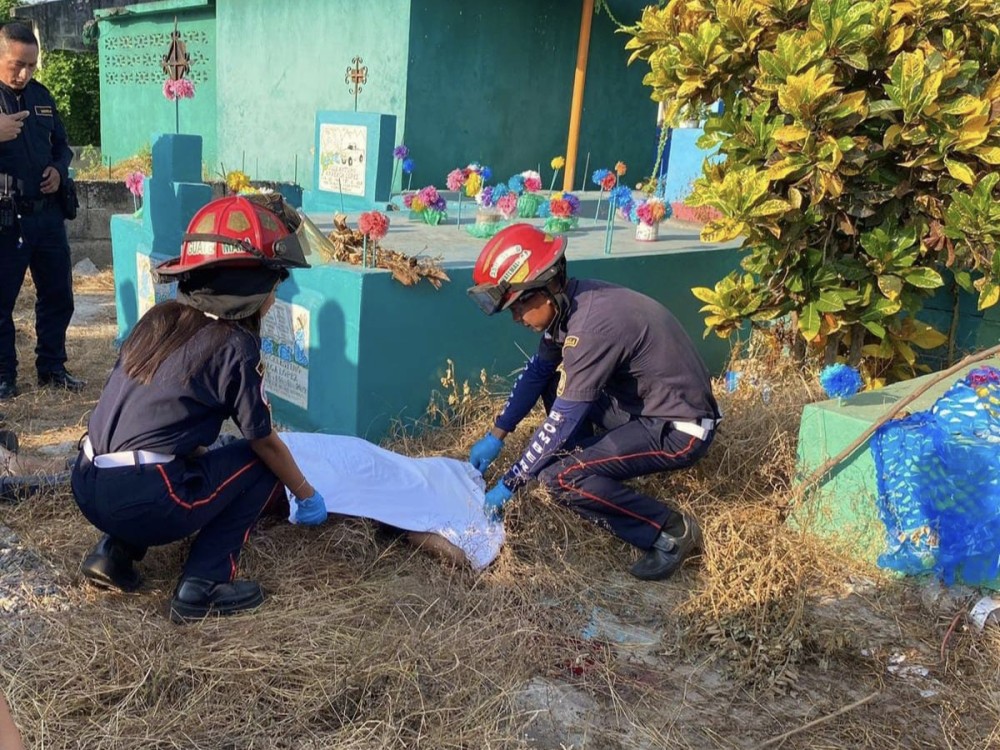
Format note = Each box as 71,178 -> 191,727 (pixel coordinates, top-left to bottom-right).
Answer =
480,166 -> 492,182
536,201 -> 551,218
508,174 -> 525,195
819,363 -> 863,400
492,183 -> 510,200
402,158 -> 414,174
591,168 -> 611,186
609,185 -> 633,210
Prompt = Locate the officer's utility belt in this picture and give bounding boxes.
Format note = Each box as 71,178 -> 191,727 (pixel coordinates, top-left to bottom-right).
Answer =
82,437 -> 175,469
670,418 -> 718,441
16,195 -> 57,216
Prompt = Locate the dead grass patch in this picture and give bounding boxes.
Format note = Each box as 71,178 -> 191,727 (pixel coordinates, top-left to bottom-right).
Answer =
0,286 -> 997,748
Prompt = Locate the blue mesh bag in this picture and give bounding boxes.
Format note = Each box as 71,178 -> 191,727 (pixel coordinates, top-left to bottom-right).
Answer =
872,366 -> 1000,586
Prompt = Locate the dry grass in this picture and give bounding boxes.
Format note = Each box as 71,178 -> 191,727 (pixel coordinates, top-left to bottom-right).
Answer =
0,280 -> 998,748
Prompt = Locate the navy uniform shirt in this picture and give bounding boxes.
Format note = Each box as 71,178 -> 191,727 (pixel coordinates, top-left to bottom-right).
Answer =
498,278 -> 719,488
88,323 -> 273,455
0,79 -> 72,199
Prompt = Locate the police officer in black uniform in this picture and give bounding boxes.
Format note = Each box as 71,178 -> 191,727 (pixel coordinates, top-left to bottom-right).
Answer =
0,23 -> 82,400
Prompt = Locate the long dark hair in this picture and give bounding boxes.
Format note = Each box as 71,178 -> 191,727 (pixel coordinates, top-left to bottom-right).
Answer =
121,300 -> 263,384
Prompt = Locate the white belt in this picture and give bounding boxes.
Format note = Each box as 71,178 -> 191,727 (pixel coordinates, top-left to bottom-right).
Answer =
671,418 -> 717,441
82,437 -> 175,469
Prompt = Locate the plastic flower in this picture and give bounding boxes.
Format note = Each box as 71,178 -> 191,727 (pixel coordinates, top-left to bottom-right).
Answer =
564,193 -> 581,215
393,144 -> 409,160
402,158 -> 414,174
163,78 -> 196,101
226,170 -> 252,194
417,185 -> 440,207
600,173 -> 616,191
551,191 -> 564,201
614,161 -> 627,177
591,168 -> 611,187
521,170 -> 542,192
609,185 -> 633,210
446,169 -> 466,191
403,193 -> 415,209
124,171 -> 145,198
465,171 -> 482,198
550,199 -> 572,218
358,210 -> 389,240
508,174 -> 525,195
536,200 -> 552,218
497,193 -> 518,219
410,196 -> 426,212
480,166 -> 492,182
636,198 -> 667,225
551,156 -> 566,170
819,363 -> 864,400
478,185 -> 495,207
492,183 -> 510,200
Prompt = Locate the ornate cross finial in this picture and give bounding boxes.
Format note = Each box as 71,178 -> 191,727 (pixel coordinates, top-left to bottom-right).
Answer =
161,16 -> 191,81
345,56 -> 368,112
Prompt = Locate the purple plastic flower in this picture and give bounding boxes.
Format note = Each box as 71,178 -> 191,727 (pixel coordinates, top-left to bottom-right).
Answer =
479,185 -> 495,207
564,193 -> 580,215
393,144 -> 409,160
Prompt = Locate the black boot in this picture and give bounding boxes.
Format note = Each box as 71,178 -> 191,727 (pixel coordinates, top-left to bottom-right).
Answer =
38,369 -> 86,392
169,576 -> 265,624
629,514 -> 703,581
80,534 -> 142,592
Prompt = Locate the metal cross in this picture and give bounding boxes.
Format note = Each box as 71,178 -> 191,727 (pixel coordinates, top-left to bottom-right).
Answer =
161,16 -> 191,81
345,56 -> 368,112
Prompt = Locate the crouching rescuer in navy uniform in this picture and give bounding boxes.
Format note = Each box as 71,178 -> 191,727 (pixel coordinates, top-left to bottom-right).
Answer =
467,224 -> 720,581
72,195 -> 329,623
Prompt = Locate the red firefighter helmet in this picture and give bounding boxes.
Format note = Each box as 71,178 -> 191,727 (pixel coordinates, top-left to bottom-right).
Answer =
156,195 -> 312,278
467,223 -> 567,315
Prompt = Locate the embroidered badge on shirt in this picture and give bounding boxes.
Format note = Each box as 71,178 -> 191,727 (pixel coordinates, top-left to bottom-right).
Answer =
563,335 -> 579,349
34,105 -> 52,117
556,363 -> 567,397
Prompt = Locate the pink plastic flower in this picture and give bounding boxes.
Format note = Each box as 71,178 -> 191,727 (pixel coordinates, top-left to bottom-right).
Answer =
600,173 -> 617,191
523,175 -> 542,193
403,193 -> 415,209
497,193 -> 518,219
446,169 -> 465,191
358,210 -> 389,240
163,78 -> 196,101
124,170 -> 145,198
417,185 -> 440,207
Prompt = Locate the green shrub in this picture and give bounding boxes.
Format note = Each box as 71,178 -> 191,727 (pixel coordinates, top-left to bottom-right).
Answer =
35,49 -> 100,146
624,0 -> 1000,383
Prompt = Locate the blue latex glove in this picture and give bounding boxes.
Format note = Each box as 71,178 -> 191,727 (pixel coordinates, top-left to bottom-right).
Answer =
469,432 -> 504,473
484,481 -> 513,519
294,491 -> 328,526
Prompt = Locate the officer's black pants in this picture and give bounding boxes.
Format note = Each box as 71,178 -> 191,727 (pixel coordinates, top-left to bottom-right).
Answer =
537,385 -> 713,551
72,440 -> 282,583
0,205 -> 74,378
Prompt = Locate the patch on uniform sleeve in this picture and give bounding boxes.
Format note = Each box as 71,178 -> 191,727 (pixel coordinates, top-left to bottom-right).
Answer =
556,363 -> 566,397
563,335 -> 579,349
33,105 -> 52,117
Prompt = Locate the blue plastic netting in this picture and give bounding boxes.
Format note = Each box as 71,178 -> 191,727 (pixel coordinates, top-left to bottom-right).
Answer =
872,366 -> 1000,586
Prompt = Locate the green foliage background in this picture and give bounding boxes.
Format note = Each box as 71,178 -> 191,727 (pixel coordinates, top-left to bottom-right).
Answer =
624,0 -> 1000,384
35,50 -> 100,146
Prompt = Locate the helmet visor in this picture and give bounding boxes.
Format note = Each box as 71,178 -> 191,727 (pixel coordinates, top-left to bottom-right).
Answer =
467,282 -> 509,316
272,211 -> 337,269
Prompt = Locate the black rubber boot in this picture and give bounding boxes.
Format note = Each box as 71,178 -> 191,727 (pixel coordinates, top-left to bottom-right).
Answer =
169,576 -> 265,624
80,534 -> 142,592
629,514 -> 703,581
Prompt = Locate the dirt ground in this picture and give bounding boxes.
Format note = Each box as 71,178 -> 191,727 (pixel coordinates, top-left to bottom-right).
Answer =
0,272 -> 998,749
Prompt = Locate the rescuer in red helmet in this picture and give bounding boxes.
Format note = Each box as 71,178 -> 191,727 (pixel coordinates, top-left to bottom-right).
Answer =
467,223 -> 721,581
71,195 -> 331,623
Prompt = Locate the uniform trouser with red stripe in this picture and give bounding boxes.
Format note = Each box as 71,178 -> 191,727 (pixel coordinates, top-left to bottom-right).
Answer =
71,440 -> 283,582
535,396 -> 713,551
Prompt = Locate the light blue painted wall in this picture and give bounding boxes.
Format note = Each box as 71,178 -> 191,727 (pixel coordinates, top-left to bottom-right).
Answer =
97,0 -> 217,168
214,0 -> 411,189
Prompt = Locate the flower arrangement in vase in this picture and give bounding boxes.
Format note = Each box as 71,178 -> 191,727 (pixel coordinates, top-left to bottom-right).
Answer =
404,185 -> 447,225
506,170 -> 544,218
446,163 -> 491,226
537,191 -> 581,233
630,196 -> 671,241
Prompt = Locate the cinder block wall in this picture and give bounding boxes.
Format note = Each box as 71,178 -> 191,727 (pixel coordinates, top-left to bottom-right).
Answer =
68,181 -> 134,268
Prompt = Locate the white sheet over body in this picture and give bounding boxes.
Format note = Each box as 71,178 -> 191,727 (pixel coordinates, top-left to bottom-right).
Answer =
279,432 -> 504,570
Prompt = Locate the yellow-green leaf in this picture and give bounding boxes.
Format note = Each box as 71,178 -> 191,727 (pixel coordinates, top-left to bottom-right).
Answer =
973,146 -> 1000,165
774,125 -> 810,142
691,286 -> 720,304
944,158 -> 975,185
979,281 -> 1000,310
701,218 -> 746,243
